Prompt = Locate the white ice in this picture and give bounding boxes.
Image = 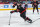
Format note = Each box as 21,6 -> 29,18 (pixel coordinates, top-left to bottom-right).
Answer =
0,10 -> 40,27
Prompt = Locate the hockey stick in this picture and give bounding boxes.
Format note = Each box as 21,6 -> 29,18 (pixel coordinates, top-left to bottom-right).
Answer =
9,13 -> 12,25
8,9 -> 13,25
8,5 -> 15,25
32,18 -> 40,23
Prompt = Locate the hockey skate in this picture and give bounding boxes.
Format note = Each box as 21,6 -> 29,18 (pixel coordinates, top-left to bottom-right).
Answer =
25,17 -> 32,23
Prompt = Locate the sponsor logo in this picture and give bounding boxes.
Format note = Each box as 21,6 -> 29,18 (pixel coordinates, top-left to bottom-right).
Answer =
38,5 -> 40,8
28,5 -> 32,8
10,5 -> 13,8
4,5 -> 9,8
0,5 -> 4,8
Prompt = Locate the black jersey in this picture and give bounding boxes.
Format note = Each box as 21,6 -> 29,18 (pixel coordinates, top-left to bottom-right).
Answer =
13,3 -> 26,14
32,1 -> 39,6
17,5 -> 26,13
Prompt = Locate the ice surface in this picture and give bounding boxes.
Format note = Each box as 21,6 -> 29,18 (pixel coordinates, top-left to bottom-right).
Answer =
0,10 -> 40,27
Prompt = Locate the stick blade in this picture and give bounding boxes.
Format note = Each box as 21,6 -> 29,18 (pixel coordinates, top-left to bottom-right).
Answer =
8,24 -> 10,25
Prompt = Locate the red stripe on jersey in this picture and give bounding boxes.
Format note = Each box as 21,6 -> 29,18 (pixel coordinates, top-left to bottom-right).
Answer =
21,8 -> 27,14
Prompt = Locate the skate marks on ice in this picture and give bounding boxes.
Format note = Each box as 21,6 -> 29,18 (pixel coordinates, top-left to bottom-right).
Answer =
0,18 -> 40,27
32,18 -> 40,23
8,19 -> 31,25
8,18 -> 40,27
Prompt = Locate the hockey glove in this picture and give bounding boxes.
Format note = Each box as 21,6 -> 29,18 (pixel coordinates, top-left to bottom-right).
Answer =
10,11 -> 14,14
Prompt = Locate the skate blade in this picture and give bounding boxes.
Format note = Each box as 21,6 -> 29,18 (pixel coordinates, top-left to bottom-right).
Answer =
25,20 -> 32,24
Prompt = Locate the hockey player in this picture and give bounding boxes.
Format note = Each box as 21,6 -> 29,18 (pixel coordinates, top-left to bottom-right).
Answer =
25,0 -> 28,9
10,3 -> 32,23
31,0 -> 39,14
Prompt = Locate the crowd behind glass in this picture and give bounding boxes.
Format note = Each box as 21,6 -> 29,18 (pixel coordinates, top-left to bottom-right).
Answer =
0,0 -> 40,4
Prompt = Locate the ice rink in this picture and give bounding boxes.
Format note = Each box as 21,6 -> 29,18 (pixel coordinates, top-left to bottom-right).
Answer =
0,10 -> 40,27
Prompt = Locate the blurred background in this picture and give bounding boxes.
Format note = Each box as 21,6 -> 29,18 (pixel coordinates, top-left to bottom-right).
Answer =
0,0 -> 40,4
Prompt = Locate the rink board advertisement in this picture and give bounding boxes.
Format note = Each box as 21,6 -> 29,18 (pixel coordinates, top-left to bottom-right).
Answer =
0,4 -> 40,10
0,4 -> 17,10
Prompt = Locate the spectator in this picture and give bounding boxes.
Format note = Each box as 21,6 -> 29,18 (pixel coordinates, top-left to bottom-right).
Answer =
0,2 -> 4,4
9,2 -> 13,4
